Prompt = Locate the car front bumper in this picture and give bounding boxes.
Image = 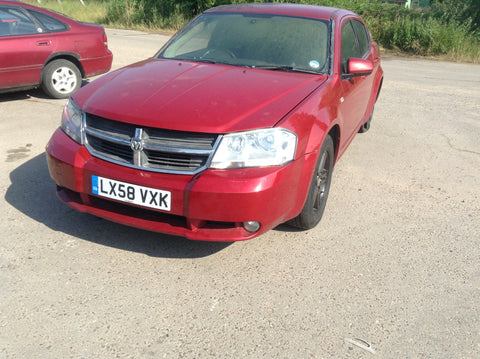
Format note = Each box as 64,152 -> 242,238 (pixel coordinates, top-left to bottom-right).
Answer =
46,129 -> 315,241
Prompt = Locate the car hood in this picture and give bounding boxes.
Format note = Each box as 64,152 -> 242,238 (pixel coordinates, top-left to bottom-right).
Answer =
75,58 -> 327,133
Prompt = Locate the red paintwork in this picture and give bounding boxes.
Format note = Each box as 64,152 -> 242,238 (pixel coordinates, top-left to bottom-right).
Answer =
74,59 -> 327,133
46,4 -> 383,241
0,0 -> 112,91
46,129 -> 318,241
348,58 -> 374,75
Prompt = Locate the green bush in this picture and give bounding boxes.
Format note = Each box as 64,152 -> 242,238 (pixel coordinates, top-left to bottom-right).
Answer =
430,0 -> 480,36
104,0 -> 480,62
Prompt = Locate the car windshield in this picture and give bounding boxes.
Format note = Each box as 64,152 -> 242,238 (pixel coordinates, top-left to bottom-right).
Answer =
157,12 -> 330,74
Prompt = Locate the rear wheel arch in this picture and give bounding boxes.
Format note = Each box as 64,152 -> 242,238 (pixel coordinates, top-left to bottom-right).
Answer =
376,77 -> 383,101
43,53 -> 85,78
359,75 -> 383,133
327,125 -> 340,162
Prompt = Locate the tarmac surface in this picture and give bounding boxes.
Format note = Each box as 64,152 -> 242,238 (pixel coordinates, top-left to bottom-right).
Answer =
1,29 -> 479,358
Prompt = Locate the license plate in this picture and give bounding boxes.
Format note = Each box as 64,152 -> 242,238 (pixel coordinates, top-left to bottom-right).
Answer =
91,175 -> 171,211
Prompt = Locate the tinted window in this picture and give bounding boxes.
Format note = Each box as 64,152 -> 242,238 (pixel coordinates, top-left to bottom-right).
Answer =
352,20 -> 369,57
341,21 -> 359,73
29,10 -> 67,32
0,6 -> 38,36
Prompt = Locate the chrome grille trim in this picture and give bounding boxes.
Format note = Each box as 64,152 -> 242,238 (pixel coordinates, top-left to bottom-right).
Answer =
85,127 -> 131,146
83,114 -> 221,175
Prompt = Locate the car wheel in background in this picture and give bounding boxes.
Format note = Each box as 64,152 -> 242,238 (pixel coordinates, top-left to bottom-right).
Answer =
289,134 -> 334,230
41,59 -> 82,99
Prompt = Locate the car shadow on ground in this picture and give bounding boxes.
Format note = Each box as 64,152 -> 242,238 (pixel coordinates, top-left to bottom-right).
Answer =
5,154 -> 232,258
0,80 -> 91,102
0,88 -> 49,102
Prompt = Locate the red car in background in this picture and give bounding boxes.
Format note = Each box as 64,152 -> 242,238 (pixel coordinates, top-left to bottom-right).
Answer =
0,0 -> 112,98
46,4 -> 383,241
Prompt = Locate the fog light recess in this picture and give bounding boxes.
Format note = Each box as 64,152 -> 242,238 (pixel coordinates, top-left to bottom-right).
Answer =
243,221 -> 261,233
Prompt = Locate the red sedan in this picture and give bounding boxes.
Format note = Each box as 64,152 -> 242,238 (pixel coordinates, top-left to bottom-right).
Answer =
0,0 -> 112,98
46,4 -> 383,241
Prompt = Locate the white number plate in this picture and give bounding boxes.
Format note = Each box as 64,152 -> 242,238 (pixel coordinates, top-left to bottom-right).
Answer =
91,175 -> 171,211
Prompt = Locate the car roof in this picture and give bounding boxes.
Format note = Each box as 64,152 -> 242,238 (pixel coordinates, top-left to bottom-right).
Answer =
0,0 -> 57,13
0,0 -> 77,23
0,0 -> 53,11
0,0 -> 32,6
204,3 -> 354,21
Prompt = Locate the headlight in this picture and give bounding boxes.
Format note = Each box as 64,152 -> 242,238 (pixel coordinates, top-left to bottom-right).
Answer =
61,99 -> 84,144
210,128 -> 297,169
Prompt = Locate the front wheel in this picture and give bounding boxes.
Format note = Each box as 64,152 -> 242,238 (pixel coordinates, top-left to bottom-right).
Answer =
289,135 -> 334,230
41,59 -> 82,99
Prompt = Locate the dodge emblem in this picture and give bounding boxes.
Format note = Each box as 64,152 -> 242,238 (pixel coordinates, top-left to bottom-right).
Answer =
130,137 -> 144,151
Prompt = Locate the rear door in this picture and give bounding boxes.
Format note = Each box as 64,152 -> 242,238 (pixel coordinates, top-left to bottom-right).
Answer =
0,5 -> 54,88
338,18 -> 374,144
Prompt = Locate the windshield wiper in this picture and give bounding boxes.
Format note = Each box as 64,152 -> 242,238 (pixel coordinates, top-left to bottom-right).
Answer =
250,65 -> 321,75
192,58 -> 217,64
167,57 -> 218,64
183,58 -> 238,66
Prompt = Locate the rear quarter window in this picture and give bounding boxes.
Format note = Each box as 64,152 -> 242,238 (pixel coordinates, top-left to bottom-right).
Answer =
29,9 -> 67,32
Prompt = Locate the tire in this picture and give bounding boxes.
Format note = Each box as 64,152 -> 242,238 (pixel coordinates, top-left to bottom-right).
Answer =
41,59 -> 82,99
358,106 -> 374,133
289,134 -> 334,230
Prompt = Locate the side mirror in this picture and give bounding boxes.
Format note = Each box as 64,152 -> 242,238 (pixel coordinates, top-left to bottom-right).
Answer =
346,58 -> 373,77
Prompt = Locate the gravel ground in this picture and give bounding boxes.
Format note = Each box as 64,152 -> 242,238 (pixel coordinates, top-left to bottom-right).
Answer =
1,29 -> 479,358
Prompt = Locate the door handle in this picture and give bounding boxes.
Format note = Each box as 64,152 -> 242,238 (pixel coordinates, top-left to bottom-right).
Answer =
36,40 -> 51,46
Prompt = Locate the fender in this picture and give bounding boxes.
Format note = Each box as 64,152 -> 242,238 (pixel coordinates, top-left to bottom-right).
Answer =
43,51 -> 85,77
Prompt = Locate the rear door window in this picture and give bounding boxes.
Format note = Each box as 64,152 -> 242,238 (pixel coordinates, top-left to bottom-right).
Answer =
352,20 -> 370,58
0,6 -> 38,36
341,21 -> 359,73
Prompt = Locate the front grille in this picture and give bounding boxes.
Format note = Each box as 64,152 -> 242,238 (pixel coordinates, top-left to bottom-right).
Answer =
84,114 -> 220,174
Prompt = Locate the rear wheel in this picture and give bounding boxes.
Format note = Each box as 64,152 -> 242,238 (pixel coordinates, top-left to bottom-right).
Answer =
41,59 -> 81,99
358,106 -> 374,133
289,135 -> 334,230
